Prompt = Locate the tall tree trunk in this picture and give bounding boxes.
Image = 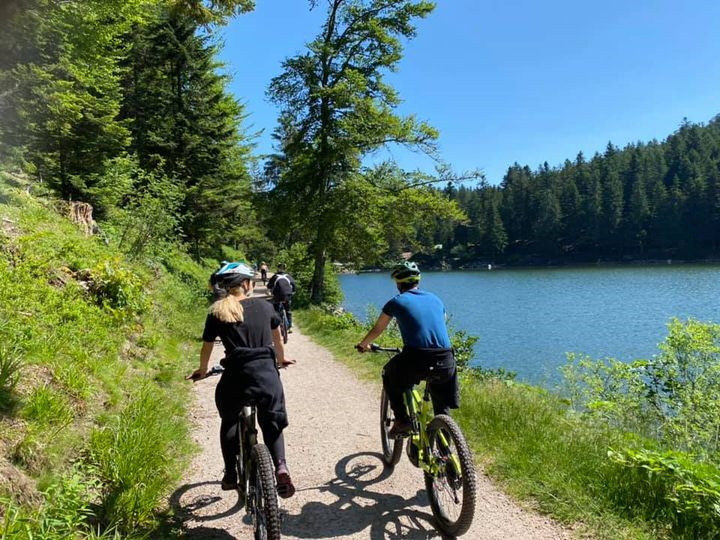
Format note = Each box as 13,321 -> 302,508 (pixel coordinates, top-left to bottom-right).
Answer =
310,242 -> 326,304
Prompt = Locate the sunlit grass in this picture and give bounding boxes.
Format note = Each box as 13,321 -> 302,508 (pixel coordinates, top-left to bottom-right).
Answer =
0,180 -> 208,538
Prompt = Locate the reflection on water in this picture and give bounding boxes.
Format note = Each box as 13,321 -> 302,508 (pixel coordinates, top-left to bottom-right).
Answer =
340,265 -> 720,384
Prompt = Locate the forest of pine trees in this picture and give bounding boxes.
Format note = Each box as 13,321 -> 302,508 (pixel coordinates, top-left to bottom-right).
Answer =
426,117 -> 720,266
0,0 -> 258,260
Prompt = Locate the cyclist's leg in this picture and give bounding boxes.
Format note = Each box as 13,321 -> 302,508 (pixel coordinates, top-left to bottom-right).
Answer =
215,378 -> 243,485
257,410 -> 294,498
382,352 -> 423,423
427,355 -> 459,416
284,299 -> 293,328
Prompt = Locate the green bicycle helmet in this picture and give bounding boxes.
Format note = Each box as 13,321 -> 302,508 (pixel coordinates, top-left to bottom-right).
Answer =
390,261 -> 421,284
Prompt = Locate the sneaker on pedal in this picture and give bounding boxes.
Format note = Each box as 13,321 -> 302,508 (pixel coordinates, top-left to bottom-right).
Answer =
388,419 -> 412,438
275,462 -> 296,498
221,471 -> 238,490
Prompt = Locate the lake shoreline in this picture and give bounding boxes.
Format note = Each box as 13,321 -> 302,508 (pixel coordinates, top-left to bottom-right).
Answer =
352,257 -> 720,273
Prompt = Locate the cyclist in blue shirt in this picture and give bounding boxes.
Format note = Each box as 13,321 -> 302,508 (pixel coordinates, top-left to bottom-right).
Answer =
356,262 -> 459,438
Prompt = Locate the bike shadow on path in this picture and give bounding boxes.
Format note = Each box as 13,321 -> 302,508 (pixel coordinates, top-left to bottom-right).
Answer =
168,479 -> 244,538
283,451 -> 452,539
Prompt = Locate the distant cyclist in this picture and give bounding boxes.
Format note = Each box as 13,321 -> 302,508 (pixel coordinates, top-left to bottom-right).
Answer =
356,262 -> 458,438
259,261 -> 268,285
267,263 -> 296,331
188,261 -> 296,497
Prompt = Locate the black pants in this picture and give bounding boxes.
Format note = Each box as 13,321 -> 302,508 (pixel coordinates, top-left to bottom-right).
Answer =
215,355 -> 289,472
382,347 -> 459,423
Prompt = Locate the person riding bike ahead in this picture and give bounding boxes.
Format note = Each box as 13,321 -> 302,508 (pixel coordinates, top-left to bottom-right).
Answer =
267,263 -> 296,330
189,262 -> 296,497
356,262 -> 459,438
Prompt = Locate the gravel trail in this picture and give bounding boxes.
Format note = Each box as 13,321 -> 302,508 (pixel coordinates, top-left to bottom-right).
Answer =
173,286 -> 571,539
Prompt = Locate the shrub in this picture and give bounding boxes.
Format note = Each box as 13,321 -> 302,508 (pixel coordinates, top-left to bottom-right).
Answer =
562,319 -> 720,456
0,467 -> 122,539
90,385 -> 189,533
608,447 -> 720,536
21,384 -> 73,426
86,258 -> 148,316
0,343 -> 22,411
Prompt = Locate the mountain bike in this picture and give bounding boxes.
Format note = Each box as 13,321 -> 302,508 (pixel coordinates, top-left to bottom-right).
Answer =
370,344 -> 477,537
191,365 -> 281,539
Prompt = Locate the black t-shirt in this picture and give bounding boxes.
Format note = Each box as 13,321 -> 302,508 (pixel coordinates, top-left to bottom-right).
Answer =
202,298 -> 281,353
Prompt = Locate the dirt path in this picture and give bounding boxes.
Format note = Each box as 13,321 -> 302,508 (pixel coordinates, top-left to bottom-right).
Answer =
173,285 -> 571,539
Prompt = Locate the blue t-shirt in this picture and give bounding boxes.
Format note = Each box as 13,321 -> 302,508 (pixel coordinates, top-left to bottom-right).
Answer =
382,289 -> 452,349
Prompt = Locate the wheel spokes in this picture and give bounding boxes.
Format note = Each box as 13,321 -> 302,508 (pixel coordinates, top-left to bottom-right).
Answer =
430,428 -> 464,522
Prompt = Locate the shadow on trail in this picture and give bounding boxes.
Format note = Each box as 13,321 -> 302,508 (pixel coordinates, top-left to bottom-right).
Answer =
283,451 -> 449,539
169,480 -> 243,525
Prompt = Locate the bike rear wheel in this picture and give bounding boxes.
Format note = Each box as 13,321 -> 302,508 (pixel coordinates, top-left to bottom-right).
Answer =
380,389 -> 403,466
424,414 -> 476,537
250,444 -> 281,540
279,306 -> 289,344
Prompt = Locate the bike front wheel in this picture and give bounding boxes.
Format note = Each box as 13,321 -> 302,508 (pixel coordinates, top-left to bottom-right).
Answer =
250,444 -> 281,540
424,414 -> 476,537
380,389 -> 403,466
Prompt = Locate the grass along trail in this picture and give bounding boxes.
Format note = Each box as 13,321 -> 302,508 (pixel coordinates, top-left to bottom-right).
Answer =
173,287 -> 571,539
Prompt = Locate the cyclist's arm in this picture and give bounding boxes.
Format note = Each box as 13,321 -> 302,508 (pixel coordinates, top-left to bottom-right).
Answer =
272,327 -> 296,368
187,341 -> 213,379
357,313 -> 392,351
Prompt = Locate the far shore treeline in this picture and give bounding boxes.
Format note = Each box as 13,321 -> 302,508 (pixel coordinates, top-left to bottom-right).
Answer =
430,117 -> 720,268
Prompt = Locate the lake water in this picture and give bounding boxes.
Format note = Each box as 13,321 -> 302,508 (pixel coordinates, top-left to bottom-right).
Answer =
339,265 -> 720,384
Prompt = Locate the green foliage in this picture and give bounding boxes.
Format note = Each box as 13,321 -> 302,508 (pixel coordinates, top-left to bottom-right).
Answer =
1,0 -> 260,262
563,319 -> 720,456
0,0 -> 146,198
21,384 -> 73,426
449,329 -> 479,371
0,467 -> 124,539
0,181 -> 203,537
608,447 -> 720,536
86,258 -> 149,316
274,243 -> 343,307
0,344 -> 23,411
89,384 -> 190,533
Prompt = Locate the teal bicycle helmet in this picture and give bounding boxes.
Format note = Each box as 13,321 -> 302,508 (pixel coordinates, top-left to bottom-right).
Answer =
210,261 -> 254,290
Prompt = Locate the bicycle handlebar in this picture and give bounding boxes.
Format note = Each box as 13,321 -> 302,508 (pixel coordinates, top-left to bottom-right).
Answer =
187,364 -> 224,381
370,343 -> 401,353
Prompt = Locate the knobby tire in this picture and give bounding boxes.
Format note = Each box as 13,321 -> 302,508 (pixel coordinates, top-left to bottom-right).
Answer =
251,444 -> 281,540
424,414 -> 476,537
380,389 -> 403,466
279,306 -> 289,344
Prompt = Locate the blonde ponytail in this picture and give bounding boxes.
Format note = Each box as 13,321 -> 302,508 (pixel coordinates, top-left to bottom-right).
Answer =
210,286 -> 245,323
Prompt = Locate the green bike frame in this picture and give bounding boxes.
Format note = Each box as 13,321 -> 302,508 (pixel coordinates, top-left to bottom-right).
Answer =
404,386 -> 462,477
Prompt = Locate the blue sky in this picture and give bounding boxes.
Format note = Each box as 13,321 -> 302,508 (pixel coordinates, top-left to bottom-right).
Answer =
219,0 -> 720,185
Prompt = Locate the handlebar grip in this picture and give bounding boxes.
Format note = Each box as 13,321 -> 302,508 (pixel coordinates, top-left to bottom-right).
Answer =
370,343 -> 402,353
